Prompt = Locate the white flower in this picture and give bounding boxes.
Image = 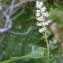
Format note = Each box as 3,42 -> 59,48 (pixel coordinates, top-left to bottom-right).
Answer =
36,1 -> 43,8
46,20 -> 52,24
36,10 -> 41,13
37,22 -> 42,26
39,28 -> 46,33
41,20 -> 52,26
36,16 -> 45,21
37,20 -> 51,26
36,0 -> 52,34
36,12 -> 41,17
40,7 -> 46,12
43,12 -> 50,17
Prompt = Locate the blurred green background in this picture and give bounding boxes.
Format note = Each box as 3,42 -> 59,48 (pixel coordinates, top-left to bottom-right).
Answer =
0,0 -> 63,63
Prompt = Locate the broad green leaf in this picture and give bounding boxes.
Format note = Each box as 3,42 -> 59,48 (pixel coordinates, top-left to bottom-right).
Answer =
29,45 -> 46,59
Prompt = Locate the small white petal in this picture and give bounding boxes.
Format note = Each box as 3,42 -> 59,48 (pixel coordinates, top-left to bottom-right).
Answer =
37,20 -> 51,26
36,10 -> 41,13
39,28 -> 46,33
41,22 -> 48,26
43,12 -> 49,17
46,20 -> 52,24
40,7 -> 46,12
36,17 -> 42,21
37,22 -> 42,26
36,12 -> 41,17
36,16 -> 45,21
42,20 -> 51,26
36,1 -> 43,8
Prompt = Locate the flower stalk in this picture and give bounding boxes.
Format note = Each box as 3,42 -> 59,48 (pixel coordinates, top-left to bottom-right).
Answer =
36,0 -> 52,60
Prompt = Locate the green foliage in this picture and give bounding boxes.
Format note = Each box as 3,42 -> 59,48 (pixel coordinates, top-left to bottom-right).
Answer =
0,0 -> 63,63
49,7 -> 63,28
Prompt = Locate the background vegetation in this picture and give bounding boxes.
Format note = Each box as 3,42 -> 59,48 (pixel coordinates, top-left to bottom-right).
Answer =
0,0 -> 63,63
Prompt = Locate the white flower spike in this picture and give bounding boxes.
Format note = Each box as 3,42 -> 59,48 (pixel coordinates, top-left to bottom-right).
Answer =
36,0 -> 52,33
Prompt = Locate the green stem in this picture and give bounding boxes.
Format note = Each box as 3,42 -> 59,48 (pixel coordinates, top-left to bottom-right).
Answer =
0,54 -> 62,63
0,55 -> 54,63
43,26 -> 50,63
0,55 -> 30,63
44,31 -> 50,57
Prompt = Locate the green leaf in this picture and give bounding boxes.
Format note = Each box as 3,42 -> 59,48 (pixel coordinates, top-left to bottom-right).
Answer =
29,45 -> 46,59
